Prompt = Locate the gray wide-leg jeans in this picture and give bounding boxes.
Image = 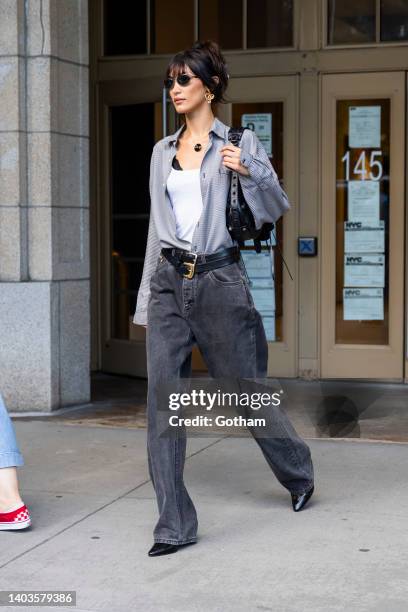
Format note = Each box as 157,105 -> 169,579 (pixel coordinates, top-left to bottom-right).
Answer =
146,254 -> 314,545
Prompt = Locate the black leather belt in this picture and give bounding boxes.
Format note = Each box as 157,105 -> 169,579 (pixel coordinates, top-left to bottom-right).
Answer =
161,246 -> 240,279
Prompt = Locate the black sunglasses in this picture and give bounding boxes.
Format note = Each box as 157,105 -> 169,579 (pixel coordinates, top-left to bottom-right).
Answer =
163,73 -> 200,89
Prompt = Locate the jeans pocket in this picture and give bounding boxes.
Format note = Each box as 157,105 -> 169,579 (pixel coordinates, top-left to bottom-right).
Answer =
241,278 -> 255,310
150,255 -> 170,292
208,262 -> 244,286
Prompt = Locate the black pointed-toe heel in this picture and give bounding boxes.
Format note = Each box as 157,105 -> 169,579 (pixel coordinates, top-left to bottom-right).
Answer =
291,485 -> 314,512
148,540 -> 196,557
148,542 -> 179,557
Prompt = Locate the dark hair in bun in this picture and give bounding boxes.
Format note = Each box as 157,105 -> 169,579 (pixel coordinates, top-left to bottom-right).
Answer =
165,40 -> 229,108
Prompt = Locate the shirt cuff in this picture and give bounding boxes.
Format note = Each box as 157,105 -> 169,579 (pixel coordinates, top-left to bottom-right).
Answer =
239,149 -> 254,169
133,310 -> 147,326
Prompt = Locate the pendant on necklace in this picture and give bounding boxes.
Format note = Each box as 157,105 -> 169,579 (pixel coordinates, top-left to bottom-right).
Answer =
194,143 -> 202,152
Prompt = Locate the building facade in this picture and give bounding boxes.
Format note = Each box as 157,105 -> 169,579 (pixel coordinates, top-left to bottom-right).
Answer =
1,0 -> 407,412
0,0 -> 89,411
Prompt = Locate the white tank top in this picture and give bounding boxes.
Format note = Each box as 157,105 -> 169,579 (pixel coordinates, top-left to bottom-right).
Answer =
166,165 -> 203,245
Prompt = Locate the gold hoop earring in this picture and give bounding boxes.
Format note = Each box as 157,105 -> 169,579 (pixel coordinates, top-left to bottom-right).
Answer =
204,90 -> 215,103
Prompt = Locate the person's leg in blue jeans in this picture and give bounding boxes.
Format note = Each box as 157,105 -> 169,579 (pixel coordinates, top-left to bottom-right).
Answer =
0,392 -> 26,513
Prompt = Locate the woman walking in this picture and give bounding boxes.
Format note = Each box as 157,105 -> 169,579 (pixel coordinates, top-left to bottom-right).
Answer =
0,393 -> 31,530
134,40 -> 314,557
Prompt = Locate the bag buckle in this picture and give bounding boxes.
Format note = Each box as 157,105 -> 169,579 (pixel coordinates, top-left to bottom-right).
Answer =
182,253 -> 198,278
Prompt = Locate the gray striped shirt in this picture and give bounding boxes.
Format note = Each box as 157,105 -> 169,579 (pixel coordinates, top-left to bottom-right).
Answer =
133,116 -> 291,325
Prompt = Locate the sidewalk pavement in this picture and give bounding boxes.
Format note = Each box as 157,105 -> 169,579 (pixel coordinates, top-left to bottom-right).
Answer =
1,415 -> 407,611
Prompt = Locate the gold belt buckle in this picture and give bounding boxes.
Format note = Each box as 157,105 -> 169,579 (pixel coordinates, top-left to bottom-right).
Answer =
182,253 -> 198,279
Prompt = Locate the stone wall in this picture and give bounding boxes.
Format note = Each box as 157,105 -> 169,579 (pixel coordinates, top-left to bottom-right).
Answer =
0,0 -> 90,411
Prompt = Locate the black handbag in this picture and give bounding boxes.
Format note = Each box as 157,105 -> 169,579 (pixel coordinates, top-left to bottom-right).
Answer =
226,127 -> 274,253
225,127 -> 293,280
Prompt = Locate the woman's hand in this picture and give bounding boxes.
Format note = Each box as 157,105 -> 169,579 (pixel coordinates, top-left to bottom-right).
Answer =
219,144 -> 250,177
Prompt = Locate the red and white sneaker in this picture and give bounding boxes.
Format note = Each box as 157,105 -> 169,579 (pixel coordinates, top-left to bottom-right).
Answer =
0,504 -> 31,530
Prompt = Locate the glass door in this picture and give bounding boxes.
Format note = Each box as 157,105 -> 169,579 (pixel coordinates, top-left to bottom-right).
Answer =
97,82 -> 177,376
321,72 -> 405,380
97,76 -> 297,378
220,75 -> 298,377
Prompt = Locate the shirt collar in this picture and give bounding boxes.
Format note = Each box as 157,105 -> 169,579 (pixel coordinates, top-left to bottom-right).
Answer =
166,116 -> 227,147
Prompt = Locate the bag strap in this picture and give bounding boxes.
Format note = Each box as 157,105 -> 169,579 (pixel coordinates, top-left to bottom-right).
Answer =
227,128 -> 248,242
227,127 -> 247,214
